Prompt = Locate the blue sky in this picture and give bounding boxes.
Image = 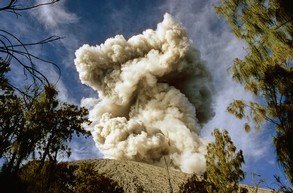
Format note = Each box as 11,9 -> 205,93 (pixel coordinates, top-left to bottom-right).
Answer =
1,0 -> 290,188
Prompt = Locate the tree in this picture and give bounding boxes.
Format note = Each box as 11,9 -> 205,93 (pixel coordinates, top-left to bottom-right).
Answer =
28,85 -> 90,169
1,1 -> 62,168
0,83 -> 90,172
204,129 -> 245,193
18,161 -> 124,193
179,129 -> 245,193
19,160 -> 76,193
179,174 -> 207,193
0,0 -> 91,173
0,62 -> 23,158
215,0 -> 293,184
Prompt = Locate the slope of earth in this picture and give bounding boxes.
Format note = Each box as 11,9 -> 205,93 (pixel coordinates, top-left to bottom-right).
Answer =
68,159 -> 274,193
69,159 -> 191,193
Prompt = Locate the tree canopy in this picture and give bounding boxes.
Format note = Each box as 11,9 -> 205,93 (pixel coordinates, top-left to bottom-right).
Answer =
205,129 -> 245,193
180,129 -> 245,193
0,79 -> 90,172
216,0 -> 293,185
0,0 -> 90,174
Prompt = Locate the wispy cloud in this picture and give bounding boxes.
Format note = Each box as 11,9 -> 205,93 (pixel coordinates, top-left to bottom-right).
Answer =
26,0 -> 86,103
31,0 -> 78,29
66,136 -> 103,161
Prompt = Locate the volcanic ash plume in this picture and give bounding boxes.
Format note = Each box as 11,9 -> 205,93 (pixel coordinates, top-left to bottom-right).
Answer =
74,13 -> 213,174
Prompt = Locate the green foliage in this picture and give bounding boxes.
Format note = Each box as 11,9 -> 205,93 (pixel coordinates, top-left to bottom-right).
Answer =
0,89 -> 24,158
179,174 -> 207,193
227,101 -> 267,131
17,161 -> 123,193
179,129 -> 245,193
205,129 -> 245,193
0,66 -> 90,172
216,0 -> 293,184
24,85 -> 90,169
0,2 -> 93,191
1,0 -> 81,173
19,160 -> 76,193
0,61 -> 11,93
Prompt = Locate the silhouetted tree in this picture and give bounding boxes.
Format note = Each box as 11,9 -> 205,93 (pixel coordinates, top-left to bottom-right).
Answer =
0,83 -> 90,172
0,65 -> 24,158
28,85 -> 90,170
18,161 -> 124,193
179,174 -> 207,193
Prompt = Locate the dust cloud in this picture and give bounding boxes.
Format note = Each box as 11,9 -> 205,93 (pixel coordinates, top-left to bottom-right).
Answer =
74,13 -> 213,174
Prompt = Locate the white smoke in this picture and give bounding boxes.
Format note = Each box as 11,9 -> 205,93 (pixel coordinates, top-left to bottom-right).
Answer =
74,13 -> 213,174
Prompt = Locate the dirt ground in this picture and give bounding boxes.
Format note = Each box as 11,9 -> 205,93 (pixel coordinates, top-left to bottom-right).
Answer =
69,159 -> 275,193
70,159 -> 191,193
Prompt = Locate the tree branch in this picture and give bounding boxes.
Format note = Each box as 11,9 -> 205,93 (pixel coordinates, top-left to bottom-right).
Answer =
0,29 -> 62,95
0,0 -> 60,12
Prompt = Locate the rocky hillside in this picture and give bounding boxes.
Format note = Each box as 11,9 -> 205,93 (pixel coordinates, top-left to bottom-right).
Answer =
69,159 -> 190,193
17,158 -> 275,193
67,159 -> 274,193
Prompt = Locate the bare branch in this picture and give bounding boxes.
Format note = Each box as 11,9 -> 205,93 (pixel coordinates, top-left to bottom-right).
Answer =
0,29 -> 62,95
0,0 -> 60,12
0,0 -> 16,11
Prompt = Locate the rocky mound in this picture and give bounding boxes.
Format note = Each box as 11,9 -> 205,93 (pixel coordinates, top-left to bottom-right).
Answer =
18,158 -> 274,193
67,159 -> 273,193
68,159 -> 192,193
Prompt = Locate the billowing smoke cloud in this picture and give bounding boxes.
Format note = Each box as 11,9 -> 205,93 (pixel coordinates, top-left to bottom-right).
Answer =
74,13 -> 213,174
